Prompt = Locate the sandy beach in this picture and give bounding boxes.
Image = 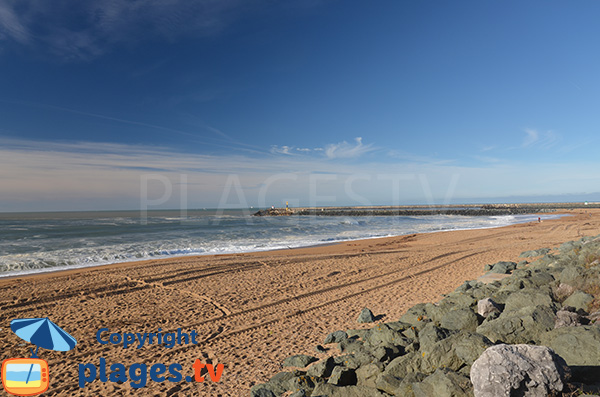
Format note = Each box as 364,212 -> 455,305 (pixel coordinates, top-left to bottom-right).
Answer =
0,209 -> 598,396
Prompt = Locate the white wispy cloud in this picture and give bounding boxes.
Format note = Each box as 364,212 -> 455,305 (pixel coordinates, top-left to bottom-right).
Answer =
2,137 -> 600,212
270,145 -> 293,155
522,128 -> 560,149
0,2 -> 29,44
324,137 -> 374,159
0,0 -> 254,60
270,137 -> 374,160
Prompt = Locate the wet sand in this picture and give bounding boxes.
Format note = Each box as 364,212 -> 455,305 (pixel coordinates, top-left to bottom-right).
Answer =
0,209 -> 597,396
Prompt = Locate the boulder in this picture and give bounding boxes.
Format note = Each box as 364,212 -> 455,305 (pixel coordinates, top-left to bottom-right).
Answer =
289,390 -> 307,397
420,331 -> 493,374
520,248 -> 551,258
540,326 -> 600,381
440,308 -> 479,332
346,329 -> 367,339
559,266 -> 585,285
355,363 -> 382,388
413,368 -> 473,397
357,308 -> 376,323
563,290 -> 594,312
487,261 -> 517,274
554,283 -> 576,302
517,260 -> 529,269
327,366 -> 357,386
477,298 -> 502,318
476,305 -> 555,344
307,357 -> 335,378
324,330 -> 348,344
555,307 -> 584,328
363,323 -> 410,349
383,352 -> 422,379
470,344 -> 570,397
417,323 -> 454,352
502,289 -> 555,312
289,374 -> 315,395
311,383 -> 386,397
250,371 -> 295,396
399,303 -> 432,328
250,386 -> 277,397
283,354 -> 318,368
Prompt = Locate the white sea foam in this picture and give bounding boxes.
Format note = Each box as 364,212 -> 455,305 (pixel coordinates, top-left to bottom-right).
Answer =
0,212 -> 565,277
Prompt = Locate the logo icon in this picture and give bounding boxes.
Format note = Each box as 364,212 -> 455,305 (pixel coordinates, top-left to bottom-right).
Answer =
2,318 -> 77,396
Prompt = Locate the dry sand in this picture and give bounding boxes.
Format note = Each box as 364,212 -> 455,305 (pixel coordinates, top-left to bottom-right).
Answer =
0,209 -> 598,396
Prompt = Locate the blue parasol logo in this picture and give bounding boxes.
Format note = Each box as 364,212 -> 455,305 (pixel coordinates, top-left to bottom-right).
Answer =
10,317 -> 77,358
2,317 -> 77,396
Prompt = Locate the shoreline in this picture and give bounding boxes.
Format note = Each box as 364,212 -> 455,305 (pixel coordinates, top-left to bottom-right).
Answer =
0,208 -> 596,395
0,212 -> 565,281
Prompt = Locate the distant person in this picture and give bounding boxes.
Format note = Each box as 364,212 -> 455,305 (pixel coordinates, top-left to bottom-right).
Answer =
538,217 -> 541,223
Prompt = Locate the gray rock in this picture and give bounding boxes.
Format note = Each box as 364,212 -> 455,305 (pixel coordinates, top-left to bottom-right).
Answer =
307,357 -> 335,378
282,354 -> 318,368
540,326 -> 600,367
383,352 -> 422,379
477,298 -> 502,318
374,374 -> 403,396
476,305 -> 556,344
503,289 -> 555,312
334,351 -> 373,370
327,366 -> 357,386
375,372 -> 424,396
555,307 -> 584,328
346,329 -> 367,339
517,260 -> 529,269
357,307 -> 376,323
563,290 -> 594,312
588,310 -> 600,324
311,383 -> 386,397
355,363 -> 382,388
413,368 -> 473,397
399,303 -> 432,327
250,371 -> 295,396
520,248 -> 551,258
289,390 -> 307,397
363,323 -> 410,348
470,344 -> 569,397
527,270 -> 555,288
417,323 -> 454,352
324,330 -> 348,344
554,282 -> 576,302
290,374 -> 316,395
384,320 -> 412,332
488,261 -> 517,274
559,266 -> 585,285
250,386 -> 277,397
420,331 -> 493,374
440,308 -> 479,332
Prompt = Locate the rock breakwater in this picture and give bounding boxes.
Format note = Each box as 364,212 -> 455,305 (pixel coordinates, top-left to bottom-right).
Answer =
251,233 -> 600,396
253,204 -> 565,217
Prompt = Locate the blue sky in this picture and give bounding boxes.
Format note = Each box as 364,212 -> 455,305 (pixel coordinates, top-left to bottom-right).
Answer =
1,0 -> 600,211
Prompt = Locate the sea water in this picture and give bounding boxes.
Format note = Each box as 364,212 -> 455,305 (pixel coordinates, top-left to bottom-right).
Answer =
0,210 -> 562,277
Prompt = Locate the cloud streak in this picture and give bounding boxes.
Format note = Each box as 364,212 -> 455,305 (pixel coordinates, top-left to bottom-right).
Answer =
521,128 -> 560,149
0,0 -> 255,60
2,138 -> 600,212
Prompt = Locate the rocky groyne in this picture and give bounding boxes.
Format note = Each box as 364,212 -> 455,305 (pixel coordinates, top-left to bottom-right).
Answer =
251,234 -> 600,396
253,203 -> 570,217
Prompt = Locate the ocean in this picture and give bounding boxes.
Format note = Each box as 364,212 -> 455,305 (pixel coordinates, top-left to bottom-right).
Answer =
0,210 -> 562,277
